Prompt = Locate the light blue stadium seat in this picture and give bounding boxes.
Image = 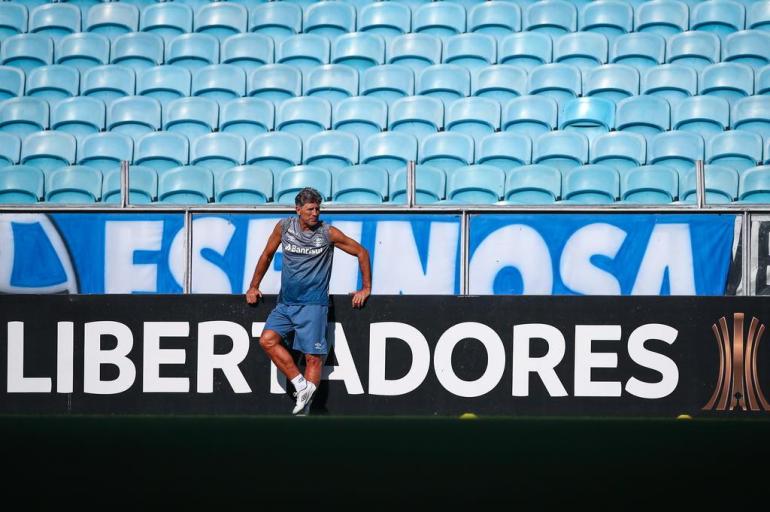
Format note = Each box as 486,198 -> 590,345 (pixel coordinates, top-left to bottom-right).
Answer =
276,96 -> 331,142
584,64 -> 639,103
524,0 -> 576,36
332,164 -> 389,204
533,131 -> 589,172
0,165 -> 44,204
21,131 -> 76,177
215,165 -> 273,204
387,33 -> 442,73
0,97 -> 48,137
731,95 -> 770,139
560,96 -> 614,145
620,165 -> 678,204
666,31 -> 720,71
140,2 -> 193,45
476,132 -> 531,171
590,131 -> 646,174
680,164 -> 738,203
579,0 -> 633,43
332,96 -> 387,144
303,130 -> 359,173
137,65 -> 190,107
107,95 -> 161,141
722,30 -> 770,69
304,1 -> 356,40
615,95 -> 670,142
358,2 -> 411,41
157,165 -> 213,204
642,64 -> 697,109
77,132 -> 133,173
246,132 -> 303,175
81,64 -> 135,107
690,0 -> 745,41
134,131 -> 189,174
749,2 -> 770,32
85,2 -> 139,41
163,97 -> 218,141
221,33 -> 274,70
110,32 -> 164,71
445,97 -> 500,144
1,34 -> 54,72
649,131 -> 705,177
446,164 -> 505,204
168,0 -> 211,11
332,32 -> 386,71
0,66 -> 24,99
62,0 -> 102,17
758,64 -> 770,94
166,33 -> 220,71
610,32 -> 666,70
220,97 -> 274,142
699,62 -> 754,105
554,32 -> 608,71
468,1 -> 521,41
738,165 -> 770,203
499,32 -> 552,71
503,164 -> 561,204
25,65 -> 79,107
195,2 -> 247,42
0,133 -> 21,167
417,64 -> 470,105
360,64 -> 414,105
672,95 -> 730,142
55,33 -> 110,72
413,2 -> 465,40
191,64 -> 246,103
706,130 -> 762,172
527,63 -> 582,108
502,94 -> 558,140
472,64 -> 527,104
277,34 -> 330,73
442,33 -> 497,74
635,0 -> 688,39
562,164 -> 619,204
45,165 -> 101,203
361,131 -> 418,173
304,64 -> 359,107
247,64 -> 302,104
29,3 -> 80,40
388,95 -> 443,141
102,165 -> 157,204
389,164 -> 445,204
0,3 -> 27,39
275,165 -> 332,204
419,132 -> 474,178
50,97 -> 104,144
190,132 -> 246,179
249,2 -> 302,44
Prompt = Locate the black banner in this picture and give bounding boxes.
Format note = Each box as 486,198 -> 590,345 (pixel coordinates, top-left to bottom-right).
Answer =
1,294 -> 769,417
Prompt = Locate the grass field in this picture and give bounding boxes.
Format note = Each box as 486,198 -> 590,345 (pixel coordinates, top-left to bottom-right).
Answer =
2,415 -> 768,506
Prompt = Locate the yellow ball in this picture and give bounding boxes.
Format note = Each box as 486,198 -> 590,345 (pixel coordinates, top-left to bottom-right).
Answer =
459,412 -> 478,420
676,414 -> 692,420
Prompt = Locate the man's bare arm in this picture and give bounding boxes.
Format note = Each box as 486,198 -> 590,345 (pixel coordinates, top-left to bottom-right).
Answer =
328,226 -> 371,309
245,221 -> 282,305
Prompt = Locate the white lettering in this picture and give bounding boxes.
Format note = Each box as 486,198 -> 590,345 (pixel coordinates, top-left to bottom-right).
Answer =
56,322 -> 73,393
512,324 -> 568,397
197,321 -> 251,393
104,221 -> 163,293
84,321 -> 136,395
574,325 -> 622,397
626,324 -> 679,399
632,224 -> 696,294
560,223 -> 626,295
434,322 -> 505,397
143,322 -> 189,393
7,321 -> 52,393
368,322 -> 430,396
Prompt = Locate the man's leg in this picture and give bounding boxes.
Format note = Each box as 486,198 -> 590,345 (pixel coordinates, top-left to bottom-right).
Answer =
304,354 -> 324,386
259,329 -> 302,380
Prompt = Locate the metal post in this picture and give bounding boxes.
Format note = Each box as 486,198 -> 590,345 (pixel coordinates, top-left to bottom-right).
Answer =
695,159 -> 705,208
120,160 -> 129,208
184,210 -> 193,294
460,210 -> 469,295
407,160 -> 416,207
743,211 -> 751,296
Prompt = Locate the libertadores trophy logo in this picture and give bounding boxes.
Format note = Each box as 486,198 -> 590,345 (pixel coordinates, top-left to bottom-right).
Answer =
703,313 -> 770,411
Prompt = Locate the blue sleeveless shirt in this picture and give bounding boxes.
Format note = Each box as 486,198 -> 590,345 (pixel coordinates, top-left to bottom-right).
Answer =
278,217 -> 334,306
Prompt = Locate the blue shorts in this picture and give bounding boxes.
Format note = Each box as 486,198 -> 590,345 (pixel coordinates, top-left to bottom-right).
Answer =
264,303 -> 329,355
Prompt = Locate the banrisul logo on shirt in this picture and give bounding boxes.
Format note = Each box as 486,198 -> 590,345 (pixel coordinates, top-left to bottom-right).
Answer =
312,234 -> 324,247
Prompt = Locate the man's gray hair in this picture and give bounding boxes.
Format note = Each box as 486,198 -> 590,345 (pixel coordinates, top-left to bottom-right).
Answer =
295,187 -> 323,207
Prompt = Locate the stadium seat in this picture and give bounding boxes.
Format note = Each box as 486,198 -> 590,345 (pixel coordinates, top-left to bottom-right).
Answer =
191,64 -> 246,103
85,2 -> 139,41
524,0 -> 577,36
157,165 -> 213,204
107,95 -> 160,141
610,32 -> 666,70
554,32 -> 608,71
360,64 -> 414,105
587,132 -> 646,177
527,63 -> 582,107
476,132 -> 531,171
389,164 -> 446,204
0,165 -> 44,204
706,130 -> 762,172
620,165 -> 678,204
140,2 -> 193,45
303,130 -> 359,173
738,165 -> 770,203
583,64 -> 639,102
0,66 -> 24,99
503,95 -> 558,140
275,165 -> 332,204
0,3 -> 27,40
615,95 -> 670,142
303,1 -> 356,40
0,97 -> 48,137
417,64 -> 470,105
304,64 -> 359,107
472,64 -> 527,104
642,64 -> 697,109
331,32 -> 385,72
195,2 -> 247,41
81,64 -> 135,107
55,33 -> 110,72
445,97 -> 500,144
50,97 -> 104,144
45,165 -> 102,203
249,2 -> 302,44
533,131 -> 589,172
635,0 -> 688,38
358,2 -> 411,41
29,3 -> 81,40
277,34 -> 330,73
246,132 -> 303,175
332,164 -> 389,204
190,132 -> 246,179
25,65 -> 79,106
757,65 -> 770,95
648,131 -> 705,176
332,96 -> 387,144
722,30 -> 770,69
679,164 -> 738,203
0,133 -> 21,167
749,1 -> 770,32
666,31 -> 720,71
499,32 -> 552,71
442,33 -> 497,73
215,165 -> 273,204
360,131 -> 418,174
276,96 -> 331,142
579,0 -> 633,43
101,165 -> 157,204
166,33 -> 220,71
561,164 -> 619,204
690,0 -> 745,40
419,132 -> 474,178
110,32 -> 164,71
247,64 -> 302,104
672,95 -> 730,141
219,97 -> 274,142
221,33 -> 274,71
560,97 -> 615,145
699,62 -> 754,105
387,33 -> 442,73
134,131 -> 189,174
446,164 -> 505,204
21,130 -> 77,176
468,1 -> 521,41
731,95 -> 770,139
163,97 -> 218,141
388,95 -> 444,141
137,65 -> 190,107
1,33 -> 54,72
503,164 -> 561,204
413,2 -> 465,40
77,132 -> 133,173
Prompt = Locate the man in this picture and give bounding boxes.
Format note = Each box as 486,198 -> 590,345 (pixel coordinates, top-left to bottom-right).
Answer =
245,187 -> 372,415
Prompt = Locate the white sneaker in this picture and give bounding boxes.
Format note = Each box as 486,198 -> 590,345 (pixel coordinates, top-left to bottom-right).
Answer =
292,381 -> 316,415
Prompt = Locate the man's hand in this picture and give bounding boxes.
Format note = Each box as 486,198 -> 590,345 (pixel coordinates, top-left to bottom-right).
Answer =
351,287 -> 371,309
246,286 -> 262,305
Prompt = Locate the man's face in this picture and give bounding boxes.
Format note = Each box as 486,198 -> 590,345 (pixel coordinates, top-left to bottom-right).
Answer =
296,202 -> 320,227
